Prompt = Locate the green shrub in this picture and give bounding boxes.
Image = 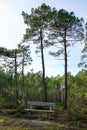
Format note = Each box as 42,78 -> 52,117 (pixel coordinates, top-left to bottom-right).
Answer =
80,107 -> 87,114
54,102 -> 64,111
68,110 -> 86,121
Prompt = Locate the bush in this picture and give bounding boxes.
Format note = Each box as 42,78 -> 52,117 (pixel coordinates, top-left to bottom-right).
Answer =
68,110 -> 86,121
80,107 -> 87,114
54,102 -> 64,111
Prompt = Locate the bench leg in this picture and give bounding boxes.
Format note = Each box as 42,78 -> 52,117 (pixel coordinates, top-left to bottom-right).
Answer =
27,111 -> 32,118
48,112 -> 51,120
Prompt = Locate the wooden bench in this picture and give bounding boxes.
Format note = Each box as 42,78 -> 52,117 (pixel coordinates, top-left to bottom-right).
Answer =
25,101 -> 55,120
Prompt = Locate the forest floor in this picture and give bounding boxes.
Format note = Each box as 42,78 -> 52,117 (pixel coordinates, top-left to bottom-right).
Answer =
0,109 -> 87,130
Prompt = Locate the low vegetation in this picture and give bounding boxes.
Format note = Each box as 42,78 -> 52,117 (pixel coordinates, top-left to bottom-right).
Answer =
0,107 -> 87,130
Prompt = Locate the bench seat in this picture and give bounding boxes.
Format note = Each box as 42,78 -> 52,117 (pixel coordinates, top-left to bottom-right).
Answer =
25,109 -> 54,113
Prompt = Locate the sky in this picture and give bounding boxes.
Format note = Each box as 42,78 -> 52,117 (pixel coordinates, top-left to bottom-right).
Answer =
0,0 -> 87,77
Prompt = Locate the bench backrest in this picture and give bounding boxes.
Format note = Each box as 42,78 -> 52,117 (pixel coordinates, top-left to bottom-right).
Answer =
28,101 -> 55,107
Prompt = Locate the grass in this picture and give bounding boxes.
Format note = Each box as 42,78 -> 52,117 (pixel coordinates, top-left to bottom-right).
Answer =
0,115 -> 67,130
0,108 -> 87,130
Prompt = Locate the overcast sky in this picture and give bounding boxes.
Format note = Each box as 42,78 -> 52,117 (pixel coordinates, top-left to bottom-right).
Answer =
0,0 -> 87,77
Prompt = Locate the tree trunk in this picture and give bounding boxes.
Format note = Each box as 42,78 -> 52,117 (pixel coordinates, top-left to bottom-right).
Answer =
22,51 -> 25,87
22,51 -> 25,102
40,29 -> 47,102
64,30 -> 68,109
14,50 -> 19,105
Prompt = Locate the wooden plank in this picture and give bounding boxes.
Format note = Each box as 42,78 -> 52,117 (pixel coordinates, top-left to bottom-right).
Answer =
28,101 -> 55,106
25,109 -> 54,113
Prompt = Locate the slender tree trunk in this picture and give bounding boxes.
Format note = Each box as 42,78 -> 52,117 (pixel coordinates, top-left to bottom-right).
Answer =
64,30 -> 68,109
14,50 -> 19,105
40,29 -> 47,102
22,51 -> 25,102
22,51 -> 24,87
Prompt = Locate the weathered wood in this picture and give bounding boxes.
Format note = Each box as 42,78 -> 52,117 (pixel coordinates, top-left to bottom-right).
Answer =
28,101 -> 55,106
25,109 -> 54,113
25,101 -> 55,120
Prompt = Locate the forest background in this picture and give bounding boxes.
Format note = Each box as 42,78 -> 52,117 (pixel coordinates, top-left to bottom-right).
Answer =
0,1 -> 87,111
